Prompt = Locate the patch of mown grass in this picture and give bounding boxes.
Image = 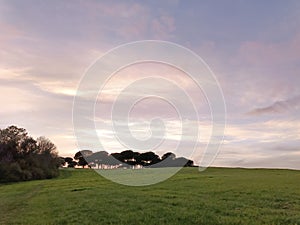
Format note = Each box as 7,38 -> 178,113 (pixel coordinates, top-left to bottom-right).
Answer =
0,167 -> 300,224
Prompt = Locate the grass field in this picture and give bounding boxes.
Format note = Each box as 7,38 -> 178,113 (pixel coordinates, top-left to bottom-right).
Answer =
0,167 -> 300,225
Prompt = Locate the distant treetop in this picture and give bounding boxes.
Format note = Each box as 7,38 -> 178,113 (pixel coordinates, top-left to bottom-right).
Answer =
68,149 -> 194,169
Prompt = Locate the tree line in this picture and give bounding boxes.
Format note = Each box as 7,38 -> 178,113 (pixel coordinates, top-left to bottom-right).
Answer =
0,125 -> 195,183
0,126 -> 61,182
61,149 -> 194,169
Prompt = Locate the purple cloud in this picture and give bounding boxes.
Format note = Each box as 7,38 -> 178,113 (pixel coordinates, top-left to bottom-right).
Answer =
247,96 -> 300,116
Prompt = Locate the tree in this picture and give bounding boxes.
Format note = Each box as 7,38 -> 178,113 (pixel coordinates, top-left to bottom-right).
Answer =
0,126 -> 60,182
162,152 -> 176,161
0,125 -> 28,162
120,150 -> 134,161
74,150 -> 93,160
65,157 -> 77,168
37,136 -> 57,154
78,157 -> 88,168
140,151 -> 161,166
20,137 -> 38,156
120,150 -> 138,168
185,159 -> 194,167
74,150 -> 93,168
160,152 -> 177,167
133,152 -> 141,165
111,152 -> 124,164
68,149 -> 195,169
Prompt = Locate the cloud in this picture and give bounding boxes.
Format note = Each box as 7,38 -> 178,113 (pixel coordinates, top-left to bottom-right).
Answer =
213,118 -> 300,169
0,21 -> 23,41
246,95 -> 300,116
225,118 -> 300,144
1,0 -> 176,42
151,14 -> 176,39
0,86 -> 37,114
212,138 -> 300,170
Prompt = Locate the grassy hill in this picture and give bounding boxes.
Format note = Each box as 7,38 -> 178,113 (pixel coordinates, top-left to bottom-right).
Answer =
0,167 -> 300,224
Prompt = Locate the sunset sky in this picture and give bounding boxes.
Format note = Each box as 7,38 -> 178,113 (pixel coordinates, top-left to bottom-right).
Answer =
1,0 -> 300,169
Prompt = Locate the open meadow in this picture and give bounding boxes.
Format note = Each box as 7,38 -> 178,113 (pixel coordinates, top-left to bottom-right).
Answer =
1,167 -> 300,225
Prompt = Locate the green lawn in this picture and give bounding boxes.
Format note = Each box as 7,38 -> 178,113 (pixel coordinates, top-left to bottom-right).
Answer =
0,167 -> 300,225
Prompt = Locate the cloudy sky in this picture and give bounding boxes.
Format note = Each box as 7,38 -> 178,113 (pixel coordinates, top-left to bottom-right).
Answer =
1,0 -> 300,169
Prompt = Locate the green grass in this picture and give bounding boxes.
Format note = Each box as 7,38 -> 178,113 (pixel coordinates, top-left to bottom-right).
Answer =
0,167 -> 300,225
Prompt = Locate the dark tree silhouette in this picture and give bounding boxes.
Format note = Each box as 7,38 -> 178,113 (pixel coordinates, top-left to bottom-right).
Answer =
119,150 -> 139,168
64,157 -> 73,164
74,150 -> 93,160
120,150 -> 134,161
162,152 -> 176,161
78,157 -> 88,168
74,150 -> 93,168
0,126 -> 60,182
160,152 -> 177,167
65,157 -> 77,168
111,152 -> 124,163
69,149 -> 194,169
185,159 -> 194,167
133,152 -> 141,165
140,151 -> 161,166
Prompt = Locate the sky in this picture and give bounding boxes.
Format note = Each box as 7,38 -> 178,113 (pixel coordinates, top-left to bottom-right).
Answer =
1,0 -> 300,169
